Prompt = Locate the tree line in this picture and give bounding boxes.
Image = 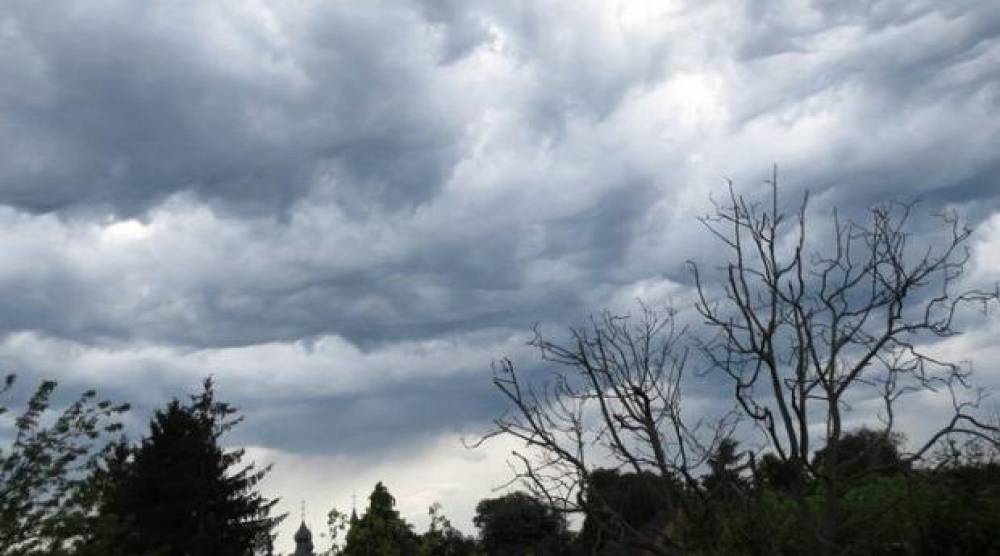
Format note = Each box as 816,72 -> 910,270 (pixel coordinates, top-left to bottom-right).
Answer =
2,179 -> 999,555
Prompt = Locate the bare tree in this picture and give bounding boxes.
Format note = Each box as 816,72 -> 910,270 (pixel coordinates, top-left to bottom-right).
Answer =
688,171 -> 1000,555
474,305 -> 733,555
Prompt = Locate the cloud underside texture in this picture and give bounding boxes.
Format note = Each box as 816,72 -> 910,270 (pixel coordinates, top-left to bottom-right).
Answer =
1,0 -> 1000,546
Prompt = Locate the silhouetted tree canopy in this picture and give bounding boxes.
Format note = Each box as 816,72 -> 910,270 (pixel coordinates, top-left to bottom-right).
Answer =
753,452 -> 801,494
812,428 -> 907,484
576,469 -> 682,555
473,492 -> 569,556
342,482 -> 418,556
89,378 -> 282,556
0,375 -> 128,556
702,438 -> 750,501
417,503 -> 479,556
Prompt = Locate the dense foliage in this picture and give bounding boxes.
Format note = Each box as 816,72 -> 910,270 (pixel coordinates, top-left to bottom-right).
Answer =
696,442 -> 1000,556
0,375 -> 127,556
473,492 -> 570,556
341,482 -> 418,556
83,379 -> 282,556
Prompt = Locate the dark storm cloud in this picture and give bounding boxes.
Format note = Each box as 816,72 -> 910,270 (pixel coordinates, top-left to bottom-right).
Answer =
722,1 -> 1000,213
0,0 -> 464,217
236,370 -> 507,456
0,3 -> 998,523
0,178 -> 655,349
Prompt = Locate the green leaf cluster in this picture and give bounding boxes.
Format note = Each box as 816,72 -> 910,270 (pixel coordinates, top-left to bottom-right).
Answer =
0,375 -> 128,556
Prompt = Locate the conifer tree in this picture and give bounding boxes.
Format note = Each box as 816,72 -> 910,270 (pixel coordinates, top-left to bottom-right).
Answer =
94,378 -> 283,556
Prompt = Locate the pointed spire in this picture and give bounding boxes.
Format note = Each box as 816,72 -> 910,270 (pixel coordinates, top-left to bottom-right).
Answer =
293,520 -> 314,556
293,501 -> 314,556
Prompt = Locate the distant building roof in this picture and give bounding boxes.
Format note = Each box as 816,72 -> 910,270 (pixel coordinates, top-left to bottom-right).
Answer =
293,521 -> 314,556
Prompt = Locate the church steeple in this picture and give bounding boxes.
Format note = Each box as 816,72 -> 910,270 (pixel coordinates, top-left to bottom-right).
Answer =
293,521 -> 314,556
293,502 -> 315,556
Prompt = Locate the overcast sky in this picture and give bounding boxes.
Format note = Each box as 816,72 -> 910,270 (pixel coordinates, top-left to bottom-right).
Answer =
2,0 -> 1000,552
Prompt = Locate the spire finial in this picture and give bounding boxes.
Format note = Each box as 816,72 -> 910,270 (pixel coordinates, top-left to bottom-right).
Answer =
301,500 -> 306,523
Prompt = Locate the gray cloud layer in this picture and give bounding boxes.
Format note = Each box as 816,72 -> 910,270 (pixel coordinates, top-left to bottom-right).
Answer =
1,0 -> 999,547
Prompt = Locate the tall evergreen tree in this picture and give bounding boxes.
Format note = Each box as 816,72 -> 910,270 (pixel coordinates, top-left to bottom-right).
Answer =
93,378 -> 283,556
